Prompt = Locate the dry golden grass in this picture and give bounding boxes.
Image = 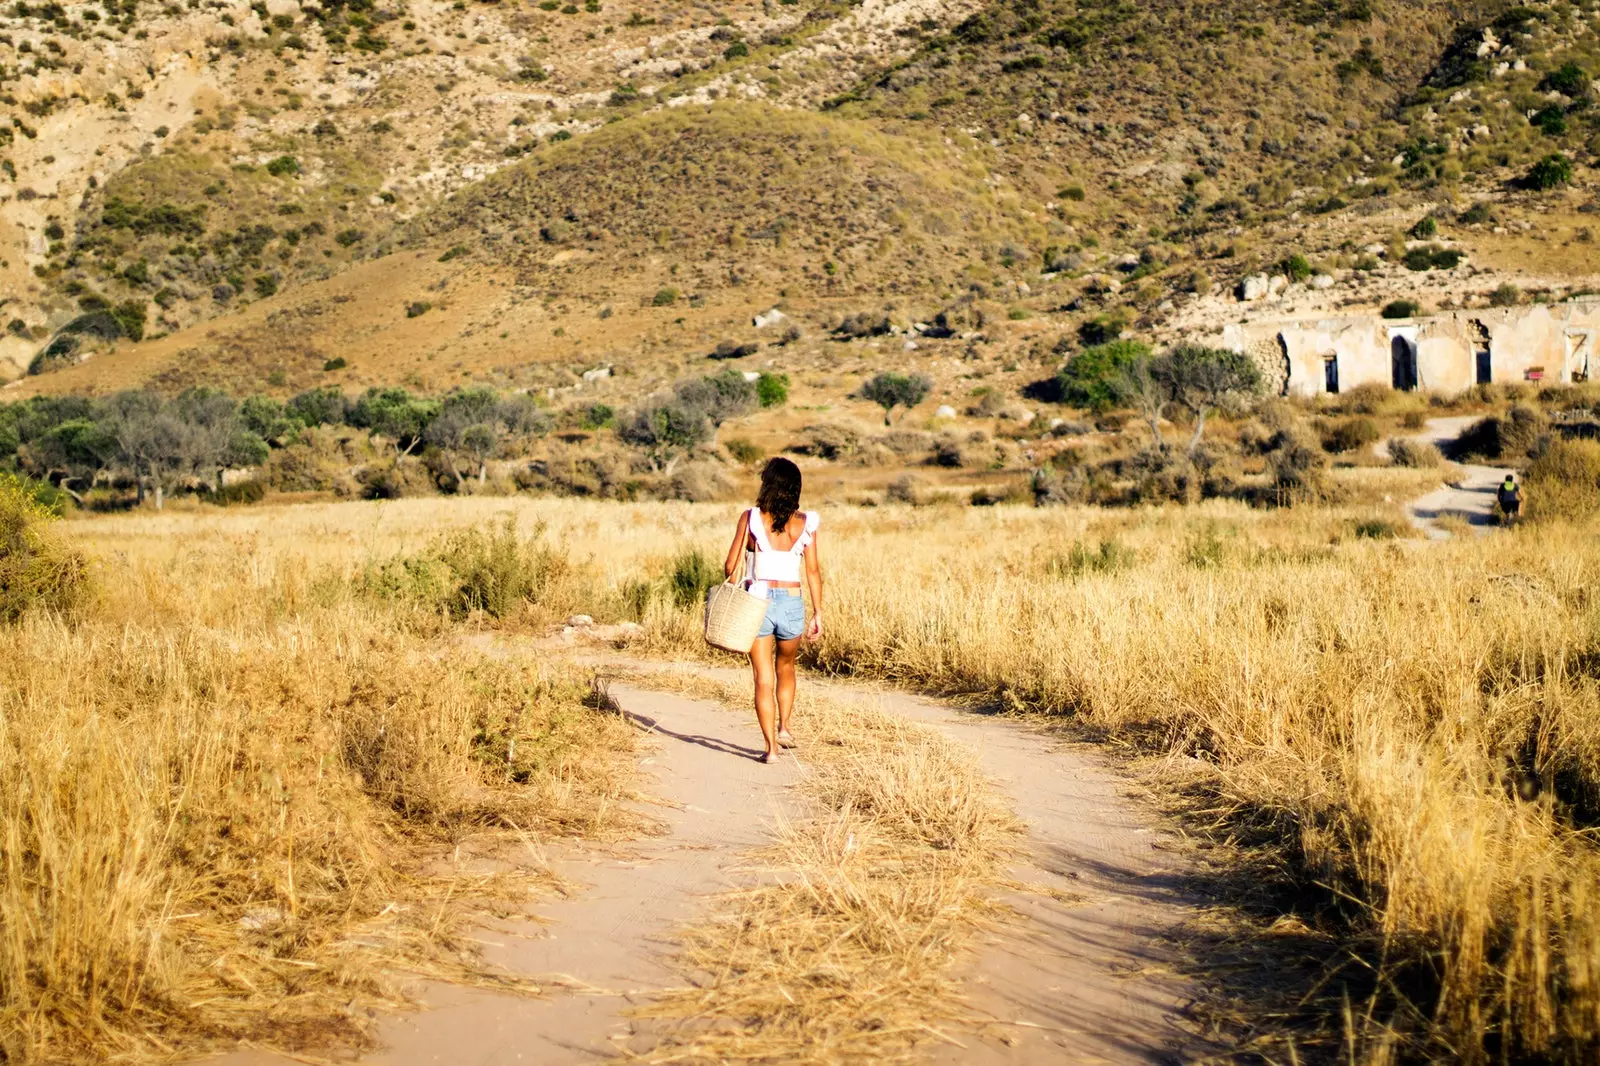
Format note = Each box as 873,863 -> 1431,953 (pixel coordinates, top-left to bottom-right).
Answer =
34,487 -> 1600,1061
1,510 -> 645,1063
627,677 -> 1017,1064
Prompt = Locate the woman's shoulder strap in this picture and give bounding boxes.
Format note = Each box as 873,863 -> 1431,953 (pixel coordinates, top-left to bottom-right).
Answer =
748,506 -> 772,550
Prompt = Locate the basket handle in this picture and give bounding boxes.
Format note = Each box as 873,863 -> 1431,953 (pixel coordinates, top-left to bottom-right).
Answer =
726,524 -> 750,587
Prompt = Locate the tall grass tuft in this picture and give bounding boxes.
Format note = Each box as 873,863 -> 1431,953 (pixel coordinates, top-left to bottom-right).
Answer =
0,473 -> 87,624
667,546 -> 724,607
1526,438 -> 1600,523
358,517 -> 573,620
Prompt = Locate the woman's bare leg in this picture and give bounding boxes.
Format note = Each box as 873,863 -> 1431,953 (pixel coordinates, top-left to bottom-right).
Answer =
775,636 -> 800,738
750,635 -> 779,759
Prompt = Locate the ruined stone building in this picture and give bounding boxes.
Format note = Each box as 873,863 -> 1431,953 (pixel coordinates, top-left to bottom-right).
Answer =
1217,300 -> 1600,398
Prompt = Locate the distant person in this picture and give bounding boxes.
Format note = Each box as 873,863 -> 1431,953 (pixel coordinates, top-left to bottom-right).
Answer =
1498,474 -> 1522,521
723,457 -> 824,763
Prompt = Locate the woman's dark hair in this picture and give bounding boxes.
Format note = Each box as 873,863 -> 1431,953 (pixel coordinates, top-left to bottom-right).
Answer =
757,457 -> 802,533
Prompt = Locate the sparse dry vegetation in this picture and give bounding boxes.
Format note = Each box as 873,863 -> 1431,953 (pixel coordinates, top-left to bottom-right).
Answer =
0,505 -> 643,1063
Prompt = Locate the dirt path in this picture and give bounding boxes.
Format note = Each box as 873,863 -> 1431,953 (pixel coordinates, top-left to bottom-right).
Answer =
780,673 -> 1209,1065
1387,415 -> 1514,539
211,658 -> 1208,1066
213,683 -> 802,1066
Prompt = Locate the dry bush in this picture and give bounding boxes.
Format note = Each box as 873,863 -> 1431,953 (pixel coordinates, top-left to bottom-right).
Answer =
884,473 -> 923,505
262,426 -> 366,493
1526,438 -> 1600,523
641,685 -> 1015,1062
664,460 -> 736,503
517,440 -> 641,499
355,455 -> 436,499
1455,405 -> 1548,461
1388,437 -> 1443,468
1320,417 -> 1380,454
0,475 -> 87,624
792,423 -> 862,462
0,540 -> 640,1062
1266,425 -> 1328,493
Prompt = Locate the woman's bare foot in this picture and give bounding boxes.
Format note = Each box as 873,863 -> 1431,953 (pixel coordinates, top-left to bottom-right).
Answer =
759,750 -> 779,764
777,729 -> 797,749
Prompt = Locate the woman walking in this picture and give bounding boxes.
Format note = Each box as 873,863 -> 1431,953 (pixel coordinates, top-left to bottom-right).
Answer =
723,457 -> 823,763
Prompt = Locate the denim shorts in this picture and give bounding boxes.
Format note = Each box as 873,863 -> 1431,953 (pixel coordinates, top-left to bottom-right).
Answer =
757,591 -> 806,641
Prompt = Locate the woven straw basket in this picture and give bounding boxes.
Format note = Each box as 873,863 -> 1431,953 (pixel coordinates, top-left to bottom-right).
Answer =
704,550 -> 768,654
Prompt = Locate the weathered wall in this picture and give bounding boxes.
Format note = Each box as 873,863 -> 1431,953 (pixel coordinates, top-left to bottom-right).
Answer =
1220,300 -> 1600,398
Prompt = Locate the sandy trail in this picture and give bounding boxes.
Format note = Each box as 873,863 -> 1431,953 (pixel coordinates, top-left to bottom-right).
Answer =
1389,415 -> 1514,538
213,683 -> 802,1066
211,655 -> 1208,1066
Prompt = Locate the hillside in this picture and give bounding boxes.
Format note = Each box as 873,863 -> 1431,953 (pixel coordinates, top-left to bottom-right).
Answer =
12,0 -> 1600,401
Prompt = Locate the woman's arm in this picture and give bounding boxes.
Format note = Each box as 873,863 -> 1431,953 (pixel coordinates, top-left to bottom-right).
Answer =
804,530 -> 824,640
724,509 -> 751,580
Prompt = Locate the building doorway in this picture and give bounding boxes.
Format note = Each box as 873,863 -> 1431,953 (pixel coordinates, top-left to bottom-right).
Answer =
1391,336 -> 1419,391
1323,354 -> 1339,394
1473,320 -> 1492,386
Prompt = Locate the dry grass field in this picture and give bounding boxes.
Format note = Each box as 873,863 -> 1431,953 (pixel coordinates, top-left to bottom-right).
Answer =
9,480 -> 1600,1062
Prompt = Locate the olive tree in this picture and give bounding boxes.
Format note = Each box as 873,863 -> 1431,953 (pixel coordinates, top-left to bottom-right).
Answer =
348,387 -> 440,455
860,371 -> 933,425
1160,344 -> 1263,455
619,370 -> 756,473
425,386 -> 552,488
1118,344 -> 1263,455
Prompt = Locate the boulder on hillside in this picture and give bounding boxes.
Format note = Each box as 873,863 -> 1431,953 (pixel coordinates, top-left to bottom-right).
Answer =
753,307 -> 786,329
1239,274 -> 1270,301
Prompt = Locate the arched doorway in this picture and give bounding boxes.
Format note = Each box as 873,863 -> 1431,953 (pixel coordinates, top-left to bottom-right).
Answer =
1323,353 -> 1339,394
1391,336 -> 1419,391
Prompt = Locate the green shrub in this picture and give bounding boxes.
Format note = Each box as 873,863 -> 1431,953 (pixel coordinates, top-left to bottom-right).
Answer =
651,287 -> 679,307
725,438 -> 765,465
0,473 -> 87,623
667,547 -> 721,607
1526,438 -> 1600,522
1056,340 -> 1148,410
1280,253 -> 1313,283
1490,283 -> 1521,307
1382,299 -> 1421,319
579,403 -> 615,430
756,371 -> 789,408
323,356 -> 347,372
362,518 -> 568,619
1532,105 -> 1568,136
406,301 -> 432,318
265,155 -> 300,177
1527,153 -> 1574,190
1077,313 -> 1127,346
1542,62 -> 1589,97
1410,216 -> 1438,239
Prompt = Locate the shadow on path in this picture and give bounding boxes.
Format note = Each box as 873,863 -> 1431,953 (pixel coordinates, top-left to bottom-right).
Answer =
622,707 -> 769,763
